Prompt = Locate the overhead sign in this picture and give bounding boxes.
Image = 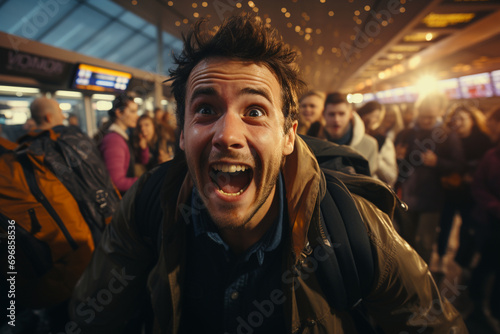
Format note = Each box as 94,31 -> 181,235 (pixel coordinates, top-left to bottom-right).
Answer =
0,47 -> 72,84
70,63 -> 131,93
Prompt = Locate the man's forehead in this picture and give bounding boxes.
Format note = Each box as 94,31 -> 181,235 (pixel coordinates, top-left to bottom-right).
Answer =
187,58 -> 280,95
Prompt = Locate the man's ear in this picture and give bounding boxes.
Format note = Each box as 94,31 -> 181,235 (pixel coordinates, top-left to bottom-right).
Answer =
179,130 -> 185,151
283,120 -> 298,156
43,113 -> 51,125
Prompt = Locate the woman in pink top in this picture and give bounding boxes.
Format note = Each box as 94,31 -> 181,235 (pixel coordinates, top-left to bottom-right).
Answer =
95,94 -> 149,194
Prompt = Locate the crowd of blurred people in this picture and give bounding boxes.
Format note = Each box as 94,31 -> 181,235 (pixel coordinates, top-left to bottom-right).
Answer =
297,90 -> 500,330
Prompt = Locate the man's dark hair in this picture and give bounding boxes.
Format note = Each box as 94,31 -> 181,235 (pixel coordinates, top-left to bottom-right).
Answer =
169,13 -> 306,133
324,92 -> 348,110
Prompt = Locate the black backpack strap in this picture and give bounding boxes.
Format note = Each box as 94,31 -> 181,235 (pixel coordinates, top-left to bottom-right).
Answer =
313,171 -> 375,310
311,169 -> 379,333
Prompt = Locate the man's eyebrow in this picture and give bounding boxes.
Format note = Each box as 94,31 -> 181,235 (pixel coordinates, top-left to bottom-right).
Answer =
239,87 -> 273,104
190,87 -> 218,104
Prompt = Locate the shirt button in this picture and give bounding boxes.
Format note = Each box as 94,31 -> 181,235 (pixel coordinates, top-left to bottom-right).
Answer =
230,291 -> 239,300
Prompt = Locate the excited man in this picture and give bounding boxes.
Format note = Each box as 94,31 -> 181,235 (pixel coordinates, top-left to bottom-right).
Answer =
70,13 -> 467,334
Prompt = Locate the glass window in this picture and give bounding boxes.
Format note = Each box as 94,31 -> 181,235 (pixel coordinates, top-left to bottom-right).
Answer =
41,5 -> 109,50
77,21 -> 135,58
91,93 -> 115,131
54,91 -> 87,134
0,0 -> 77,40
0,86 -> 41,142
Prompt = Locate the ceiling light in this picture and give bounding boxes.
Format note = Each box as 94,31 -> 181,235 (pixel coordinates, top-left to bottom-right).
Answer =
6,101 -> 30,107
92,94 -> 115,101
55,90 -> 82,98
248,1 -> 255,8
167,1 -> 173,6
364,5 -> 370,11
202,2 -> 208,7
347,93 -> 363,104
281,7 -> 287,13
404,32 -> 437,42
192,3 -> 197,8
59,103 -> 72,111
422,12 -> 475,28
285,12 -> 291,18
391,45 -> 421,53
96,101 -> 113,111
415,75 -> 438,96
0,86 -> 40,94
328,11 -> 334,16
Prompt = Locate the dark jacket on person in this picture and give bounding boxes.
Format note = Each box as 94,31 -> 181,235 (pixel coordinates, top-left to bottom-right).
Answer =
69,136 -> 466,333
472,146 -> 500,227
396,125 -> 465,212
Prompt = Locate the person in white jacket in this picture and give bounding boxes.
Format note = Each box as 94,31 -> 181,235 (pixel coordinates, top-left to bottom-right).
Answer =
318,92 -> 379,176
357,101 -> 398,187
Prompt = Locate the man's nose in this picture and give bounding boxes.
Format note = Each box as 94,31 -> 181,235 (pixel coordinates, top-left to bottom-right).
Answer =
212,111 -> 245,150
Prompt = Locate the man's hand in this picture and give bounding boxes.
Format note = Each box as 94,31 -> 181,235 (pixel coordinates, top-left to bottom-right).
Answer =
422,150 -> 437,167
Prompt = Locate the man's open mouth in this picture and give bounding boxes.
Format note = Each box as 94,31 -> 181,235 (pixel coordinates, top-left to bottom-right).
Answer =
210,163 -> 253,196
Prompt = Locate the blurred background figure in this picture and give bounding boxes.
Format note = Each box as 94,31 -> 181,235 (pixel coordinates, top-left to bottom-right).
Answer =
297,90 -> 325,136
316,92 -> 379,176
30,97 -> 66,131
467,107 -> 500,328
67,114 -> 80,127
437,103 -> 493,274
357,101 -> 398,187
132,114 -> 173,176
153,106 -> 164,125
401,103 -> 417,130
95,93 -> 148,194
395,92 -> 464,265
377,104 -> 404,142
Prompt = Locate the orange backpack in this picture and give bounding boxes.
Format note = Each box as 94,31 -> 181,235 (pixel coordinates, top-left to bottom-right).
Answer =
0,137 -> 95,308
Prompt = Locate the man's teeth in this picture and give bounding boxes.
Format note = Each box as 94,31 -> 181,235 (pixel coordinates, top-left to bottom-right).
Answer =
218,188 -> 245,196
212,164 -> 248,173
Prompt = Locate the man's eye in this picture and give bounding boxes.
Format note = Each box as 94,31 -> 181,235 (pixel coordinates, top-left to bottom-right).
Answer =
197,106 -> 215,115
247,108 -> 264,117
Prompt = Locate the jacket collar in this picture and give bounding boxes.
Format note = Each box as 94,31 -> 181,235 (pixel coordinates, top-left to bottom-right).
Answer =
108,123 -> 129,140
350,111 -> 366,147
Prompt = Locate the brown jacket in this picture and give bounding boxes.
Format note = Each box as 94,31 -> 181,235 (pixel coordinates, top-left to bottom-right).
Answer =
70,136 -> 467,333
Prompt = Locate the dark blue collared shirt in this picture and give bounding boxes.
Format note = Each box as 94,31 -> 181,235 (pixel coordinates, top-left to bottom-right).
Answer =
180,174 -> 287,334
